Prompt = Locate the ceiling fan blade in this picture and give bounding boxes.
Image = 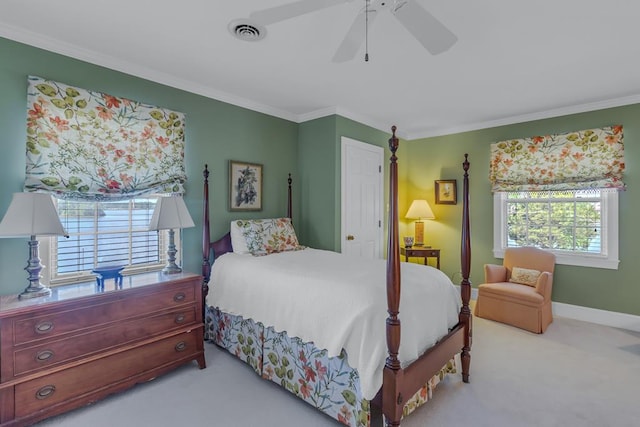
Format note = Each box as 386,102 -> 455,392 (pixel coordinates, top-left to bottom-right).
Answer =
392,0 -> 457,55
250,0 -> 351,26
332,9 -> 378,63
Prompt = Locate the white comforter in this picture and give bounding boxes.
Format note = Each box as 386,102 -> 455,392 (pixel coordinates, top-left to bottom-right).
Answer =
209,248 -> 461,400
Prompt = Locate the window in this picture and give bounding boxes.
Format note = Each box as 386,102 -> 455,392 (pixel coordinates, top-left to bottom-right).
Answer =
40,197 -> 176,286
493,190 -> 619,269
489,126 -> 624,269
24,77 -> 189,287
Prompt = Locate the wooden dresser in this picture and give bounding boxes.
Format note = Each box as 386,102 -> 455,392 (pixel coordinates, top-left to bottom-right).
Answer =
0,271 -> 205,426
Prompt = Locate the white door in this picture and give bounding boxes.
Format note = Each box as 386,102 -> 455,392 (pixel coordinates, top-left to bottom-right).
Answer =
341,137 -> 384,258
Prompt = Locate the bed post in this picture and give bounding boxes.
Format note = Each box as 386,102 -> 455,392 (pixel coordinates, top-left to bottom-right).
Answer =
287,173 -> 292,219
460,154 -> 472,382
383,126 -> 403,426
202,164 -> 211,303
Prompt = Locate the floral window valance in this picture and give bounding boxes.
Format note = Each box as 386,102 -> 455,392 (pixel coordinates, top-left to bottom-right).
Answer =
489,125 -> 625,192
25,76 -> 186,201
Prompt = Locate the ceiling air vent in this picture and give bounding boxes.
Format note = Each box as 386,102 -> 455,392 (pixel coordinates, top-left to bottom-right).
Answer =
228,19 -> 266,42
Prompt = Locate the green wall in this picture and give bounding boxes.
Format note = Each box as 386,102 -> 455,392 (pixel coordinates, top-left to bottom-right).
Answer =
1,36 -> 638,317
297,115 -> 337,249
297,115 -> 399,251
0,37 -> 298,295
403,105 -> 640,316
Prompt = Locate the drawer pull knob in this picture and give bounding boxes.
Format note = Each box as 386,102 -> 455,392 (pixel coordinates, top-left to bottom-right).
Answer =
175,313 -> 186,324
173,292 -> 186,302
36,350 -> 54,362
175,341 -> 187,352
35,321 -> 54,334
36,385 -> 56,400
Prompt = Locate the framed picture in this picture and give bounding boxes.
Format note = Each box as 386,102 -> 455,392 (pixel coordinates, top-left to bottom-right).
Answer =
229,160 -> 263,211
435,180 -> 457,205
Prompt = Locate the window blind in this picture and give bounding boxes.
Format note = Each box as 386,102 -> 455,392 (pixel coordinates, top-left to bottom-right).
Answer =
489,125 -> 625,192
25,76 -> 187,201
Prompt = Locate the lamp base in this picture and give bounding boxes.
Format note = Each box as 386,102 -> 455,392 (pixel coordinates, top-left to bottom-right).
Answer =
162,228 -> 183,274
162,263 -> 183,274
20,237 -> 52,299
19,283 -> 52,299
414,221 -> 425,246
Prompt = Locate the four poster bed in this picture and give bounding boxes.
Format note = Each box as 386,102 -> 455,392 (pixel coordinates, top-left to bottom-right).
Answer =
201,127 -> 472,427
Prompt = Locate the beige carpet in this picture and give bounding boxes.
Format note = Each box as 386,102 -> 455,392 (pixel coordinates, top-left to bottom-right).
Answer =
38,314 -> 640,427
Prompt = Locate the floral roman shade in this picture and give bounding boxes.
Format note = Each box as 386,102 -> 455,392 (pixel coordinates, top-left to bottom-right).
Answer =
25,76 -> 186,200
489,125 -> 625,192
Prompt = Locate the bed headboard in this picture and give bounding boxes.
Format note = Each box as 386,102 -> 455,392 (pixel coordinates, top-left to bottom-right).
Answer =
201,166 -> 293,292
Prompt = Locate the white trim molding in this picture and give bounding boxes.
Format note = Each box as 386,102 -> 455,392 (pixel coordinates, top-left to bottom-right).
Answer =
492,191 -> 620,270
461,286 -> 640,332
552,302 -> 640,333
4,25 -> 640,141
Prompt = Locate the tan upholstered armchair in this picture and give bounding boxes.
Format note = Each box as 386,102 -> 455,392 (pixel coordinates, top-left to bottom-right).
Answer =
474,247 -> 556,333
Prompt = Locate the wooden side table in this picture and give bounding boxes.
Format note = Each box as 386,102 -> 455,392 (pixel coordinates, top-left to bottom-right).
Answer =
401,247 -> 441,269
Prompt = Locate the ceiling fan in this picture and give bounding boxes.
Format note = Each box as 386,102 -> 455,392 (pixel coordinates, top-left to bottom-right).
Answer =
248,0 -> 458,62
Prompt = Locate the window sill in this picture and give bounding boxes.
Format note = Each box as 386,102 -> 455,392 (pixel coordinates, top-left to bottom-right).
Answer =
493,248 -> 619,270
49,264 -> 166,287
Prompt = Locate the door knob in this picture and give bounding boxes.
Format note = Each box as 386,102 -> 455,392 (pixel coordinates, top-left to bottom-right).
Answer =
346,235 -> 355,241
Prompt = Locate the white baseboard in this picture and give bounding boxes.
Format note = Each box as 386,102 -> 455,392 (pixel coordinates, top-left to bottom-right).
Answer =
458,286 -> 640,333
552,302 -> 640,332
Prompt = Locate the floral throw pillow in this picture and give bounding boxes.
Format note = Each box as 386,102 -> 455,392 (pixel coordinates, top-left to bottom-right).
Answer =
509,267 -> 541,287
235,218 -> 304,256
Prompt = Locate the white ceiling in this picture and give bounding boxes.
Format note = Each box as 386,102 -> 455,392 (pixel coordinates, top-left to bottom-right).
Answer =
1,0 -> 640,139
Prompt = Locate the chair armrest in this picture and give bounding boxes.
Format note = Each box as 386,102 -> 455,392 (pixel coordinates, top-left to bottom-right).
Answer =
484,264 -> 507,283
535,271 -> 554,300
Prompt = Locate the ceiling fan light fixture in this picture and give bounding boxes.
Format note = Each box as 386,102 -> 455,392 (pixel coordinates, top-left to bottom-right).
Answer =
247,0 -> 457,61
228,19 -> 266,42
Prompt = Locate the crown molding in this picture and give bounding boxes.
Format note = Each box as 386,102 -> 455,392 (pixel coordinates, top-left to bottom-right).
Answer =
406,94 -> 640,140
3,24 -> 640,142
296,106 -> 405,138
0,25 -> 298,123
296,106 -> 338,123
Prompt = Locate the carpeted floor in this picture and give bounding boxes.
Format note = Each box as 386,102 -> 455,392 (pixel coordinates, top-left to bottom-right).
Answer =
37,314 -> 640,427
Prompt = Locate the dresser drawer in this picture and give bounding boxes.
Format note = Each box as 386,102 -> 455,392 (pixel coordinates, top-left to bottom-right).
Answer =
14,329 -> 201,417
11,283 -> 196,345
12,307 -> 198,377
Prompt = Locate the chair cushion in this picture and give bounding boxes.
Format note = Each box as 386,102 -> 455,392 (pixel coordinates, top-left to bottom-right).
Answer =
478,282 -> 544,305
509,266 -> 541,286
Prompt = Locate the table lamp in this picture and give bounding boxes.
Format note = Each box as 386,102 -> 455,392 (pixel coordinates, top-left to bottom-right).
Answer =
0,192 -> 68,299
405,199 -> 435,247
149,196 -> 195,274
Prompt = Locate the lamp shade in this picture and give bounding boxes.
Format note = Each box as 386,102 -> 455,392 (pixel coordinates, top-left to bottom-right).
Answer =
149,196 -> 195,231
0,192 -> 67,237
405,199 -> 435,220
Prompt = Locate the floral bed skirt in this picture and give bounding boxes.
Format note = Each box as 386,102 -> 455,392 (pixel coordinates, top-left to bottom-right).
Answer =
206,306 -> 459,427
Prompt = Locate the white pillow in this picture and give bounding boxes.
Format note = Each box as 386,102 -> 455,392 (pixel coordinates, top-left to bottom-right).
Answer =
230,220 -> 250,254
